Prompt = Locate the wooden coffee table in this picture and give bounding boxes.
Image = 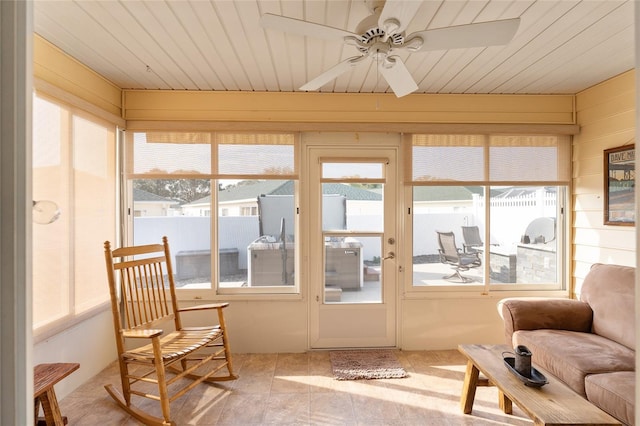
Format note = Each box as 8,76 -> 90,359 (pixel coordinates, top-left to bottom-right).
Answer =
458,344 -> 621,425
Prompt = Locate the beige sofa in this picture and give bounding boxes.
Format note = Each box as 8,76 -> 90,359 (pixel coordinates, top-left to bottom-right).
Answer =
499,263 -> 635,425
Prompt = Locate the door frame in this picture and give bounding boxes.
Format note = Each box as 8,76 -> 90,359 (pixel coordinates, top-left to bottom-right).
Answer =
302,133 -> 402,349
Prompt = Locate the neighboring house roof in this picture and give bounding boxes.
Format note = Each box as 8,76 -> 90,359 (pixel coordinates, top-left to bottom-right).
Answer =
156,183 -> 546,206
185,180 -> 381,206
133,188 -> 178,204
182,196 -> 211,207
321,183 -> 381,201
183,180 -> 289,206
220,180 -> 292,202
493,186 -> 556,198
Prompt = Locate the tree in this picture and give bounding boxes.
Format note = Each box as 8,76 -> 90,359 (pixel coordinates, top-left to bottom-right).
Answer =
133,170 -> 211,203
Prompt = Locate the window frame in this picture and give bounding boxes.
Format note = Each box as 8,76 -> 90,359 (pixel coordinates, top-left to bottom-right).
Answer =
404,134 -> 571,298
32,92 -> 118,341
123,129 -> 570,300
124,131 -> 301,300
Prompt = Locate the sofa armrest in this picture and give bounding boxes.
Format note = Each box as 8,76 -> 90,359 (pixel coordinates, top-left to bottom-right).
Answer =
498,298 -> 593,346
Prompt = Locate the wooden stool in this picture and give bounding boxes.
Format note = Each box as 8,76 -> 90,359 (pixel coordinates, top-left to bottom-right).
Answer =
34,363 -> 80,426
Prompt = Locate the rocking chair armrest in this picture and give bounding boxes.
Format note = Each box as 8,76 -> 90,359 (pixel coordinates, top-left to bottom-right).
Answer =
121,329 -> 164,339
178,302 -> 230,313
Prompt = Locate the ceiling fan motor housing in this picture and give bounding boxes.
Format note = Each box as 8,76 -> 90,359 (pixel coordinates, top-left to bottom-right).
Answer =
356,9 -> 404,52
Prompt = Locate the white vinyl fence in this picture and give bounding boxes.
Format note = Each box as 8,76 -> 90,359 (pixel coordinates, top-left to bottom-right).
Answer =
134,216 -> 258,270
134,189 -> 557,269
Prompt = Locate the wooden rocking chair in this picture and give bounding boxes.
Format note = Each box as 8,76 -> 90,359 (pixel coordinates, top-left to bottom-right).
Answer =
103,236 -> 237,426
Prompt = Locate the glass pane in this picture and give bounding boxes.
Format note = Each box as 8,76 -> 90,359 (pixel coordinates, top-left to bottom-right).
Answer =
324,235 -> 381,304
490,135 -> 559,181
133,132 -> 211,175
322,162 -> 384,179
218,144 -> 294,175
413,146 -> 484,181
490,146 -> 557,181
412,186 -> 485,286
322,183 -> 383,232
322,171 -> 384,303
73,115 -> 115,313
489,186 -> 558,284
32,96 -> 70,328
133,179 -> 213,289
217,179 -> 295,287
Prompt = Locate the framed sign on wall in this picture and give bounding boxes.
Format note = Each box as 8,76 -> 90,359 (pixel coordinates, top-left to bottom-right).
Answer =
604,144 -> 635,226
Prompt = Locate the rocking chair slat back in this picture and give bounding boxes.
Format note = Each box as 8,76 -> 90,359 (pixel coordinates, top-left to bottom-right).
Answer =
108,242 -> 177,330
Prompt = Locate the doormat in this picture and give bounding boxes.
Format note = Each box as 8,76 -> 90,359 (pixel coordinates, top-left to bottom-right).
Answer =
329,350 -> 408,380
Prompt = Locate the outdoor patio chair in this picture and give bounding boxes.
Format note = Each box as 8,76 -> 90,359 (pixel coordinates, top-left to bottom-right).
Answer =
104,236 -> 237,426
437,231 -> 482,283
461,226 -> 484,253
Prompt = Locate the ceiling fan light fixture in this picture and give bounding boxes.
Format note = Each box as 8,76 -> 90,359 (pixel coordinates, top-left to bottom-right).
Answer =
369,41 -> 390,61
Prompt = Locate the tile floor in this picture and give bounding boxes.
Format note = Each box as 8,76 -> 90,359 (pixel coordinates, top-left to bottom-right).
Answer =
59,349 -> 532,425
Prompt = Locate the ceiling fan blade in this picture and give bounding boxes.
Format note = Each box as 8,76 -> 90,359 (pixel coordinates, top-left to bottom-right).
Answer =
378,56 -> 418,98
407,18 -> 521,52
378,0 -> 423,36
300,56 -> 366,91
260,13 -> 356,41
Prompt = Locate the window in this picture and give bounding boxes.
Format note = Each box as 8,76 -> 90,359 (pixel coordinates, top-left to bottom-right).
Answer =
126,132 -> 298,296
240,206 -> 258,216
32,93 -> 117,337
410,134 -> 569,291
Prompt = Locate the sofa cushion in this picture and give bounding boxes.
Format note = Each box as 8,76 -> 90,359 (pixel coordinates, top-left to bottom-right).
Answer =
499,297 -> 592,344
580,263 -> 635,350
585,371 -> 635,426
513,329 -> 635,396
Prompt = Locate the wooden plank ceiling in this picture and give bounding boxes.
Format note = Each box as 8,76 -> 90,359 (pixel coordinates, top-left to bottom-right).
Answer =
33,0 -> 634,95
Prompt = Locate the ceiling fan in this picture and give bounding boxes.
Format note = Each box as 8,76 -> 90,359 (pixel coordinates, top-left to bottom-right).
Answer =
260,0 -> 520,98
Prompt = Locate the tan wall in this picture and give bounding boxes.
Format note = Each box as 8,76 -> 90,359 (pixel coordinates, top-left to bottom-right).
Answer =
573,70 -> 636,294
123,89 -> 576,126
33,35 -> 122,119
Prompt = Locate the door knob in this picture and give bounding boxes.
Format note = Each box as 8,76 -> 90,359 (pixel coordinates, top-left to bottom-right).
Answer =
383,252 -> 395,260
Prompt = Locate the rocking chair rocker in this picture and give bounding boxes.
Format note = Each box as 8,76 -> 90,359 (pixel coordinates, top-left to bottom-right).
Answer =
104,236 -> 237,426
